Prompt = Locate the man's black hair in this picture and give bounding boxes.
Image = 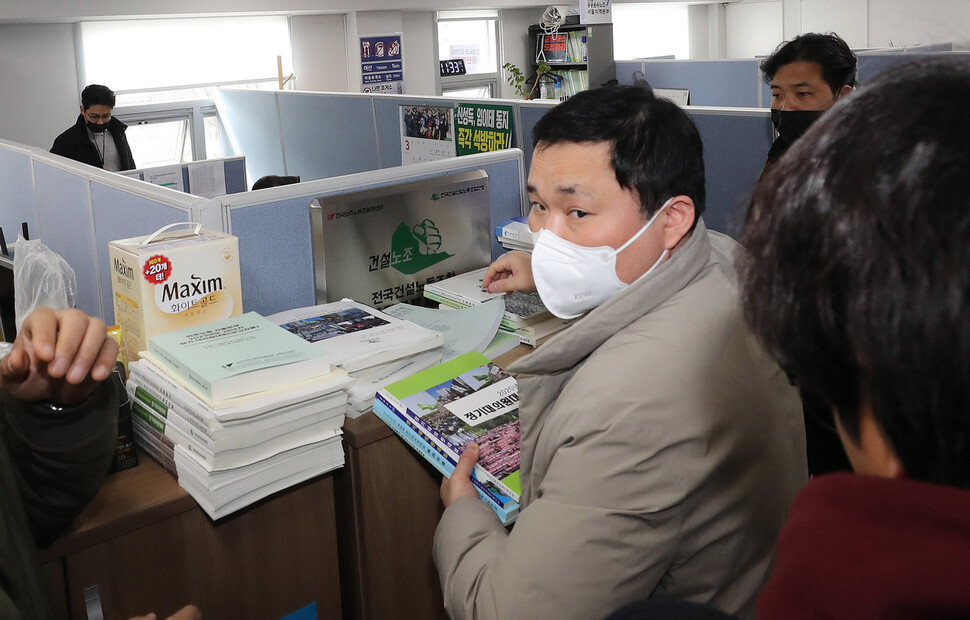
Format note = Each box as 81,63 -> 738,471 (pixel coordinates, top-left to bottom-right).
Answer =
81,84 -> 116,110
531,84 -> 705,223
741,55 -> 970,488
251,175 -> 300,191
760,33 -> 858,95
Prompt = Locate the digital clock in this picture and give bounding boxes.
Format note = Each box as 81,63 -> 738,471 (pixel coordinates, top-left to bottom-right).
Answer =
439,59 -> 467,76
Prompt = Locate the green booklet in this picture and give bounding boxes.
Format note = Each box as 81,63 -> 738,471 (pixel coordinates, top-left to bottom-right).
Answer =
146,312 -> 332,402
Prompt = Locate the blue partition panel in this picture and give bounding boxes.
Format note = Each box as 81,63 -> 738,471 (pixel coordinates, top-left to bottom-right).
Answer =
642,60 -> 761,107
688,109 -> 773,237
231,156 -> 526,317
517,102 -> 557,174
859,51 -> 970,83
615,60 -> 645,86
90,182 -> 190,325
224,157 -> 248,193
32,163 -> 101,318
0,149 -> 36,246
278,92 -> 380,182
214,90 -> 286,186
231,196 -> 318,317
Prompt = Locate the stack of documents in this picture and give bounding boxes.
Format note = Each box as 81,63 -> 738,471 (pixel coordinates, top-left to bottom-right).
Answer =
127,313 -> 353,519
267,299 -> 447,418
495,216 -> 534,252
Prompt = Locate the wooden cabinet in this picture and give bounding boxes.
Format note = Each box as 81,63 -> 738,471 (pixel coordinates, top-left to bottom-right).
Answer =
40,456 -> 342,620
335,413 -> 449,620
528,23 -> 615,96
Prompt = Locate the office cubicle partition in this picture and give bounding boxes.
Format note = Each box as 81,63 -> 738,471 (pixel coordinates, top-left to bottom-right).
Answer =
122,156 -> 249,196
277,91 -> 381,181
0,138 -> 223,324
688,107 -> 772,236
217,88 -> 525,182
214,89 -> 288,187
858,50 -> 970,82
220,149 -> 528,318
515,100 -> 558,175
0,140 -> 38,248
625,59 -> 763,107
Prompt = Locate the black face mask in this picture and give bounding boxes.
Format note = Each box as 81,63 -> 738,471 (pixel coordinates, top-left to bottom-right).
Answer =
87,120 -> 108,133
770,109 -> 824,145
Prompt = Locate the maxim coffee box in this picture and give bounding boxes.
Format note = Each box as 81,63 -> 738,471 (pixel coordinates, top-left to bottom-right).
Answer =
109,223 -> 243,367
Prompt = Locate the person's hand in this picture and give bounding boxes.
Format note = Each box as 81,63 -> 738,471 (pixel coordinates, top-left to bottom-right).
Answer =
0,307 -> 118,405
441,443 -> 480,509
482,251 -> 536,294
128,605 -> 202,620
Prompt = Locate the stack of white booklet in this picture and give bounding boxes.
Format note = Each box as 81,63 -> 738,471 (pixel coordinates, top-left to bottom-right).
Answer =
267,299 -> 446,417
340,298 -> 511,417
267,299 -> 444,372
127,313 -> 354,520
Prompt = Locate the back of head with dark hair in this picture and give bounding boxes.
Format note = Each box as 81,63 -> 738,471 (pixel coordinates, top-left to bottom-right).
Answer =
760,33 -> 858,95
251,175 -> 300,191
531,84 -> 705,222
81,84 -> 116,110
741,55 -> 970,488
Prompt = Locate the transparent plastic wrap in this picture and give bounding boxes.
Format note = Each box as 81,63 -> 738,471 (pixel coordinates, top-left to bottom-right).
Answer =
13,233 -> 77,330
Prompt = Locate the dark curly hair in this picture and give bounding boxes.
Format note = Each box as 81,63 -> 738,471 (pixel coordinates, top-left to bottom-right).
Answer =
760,33 -> 858,95
741,55 -> 970,488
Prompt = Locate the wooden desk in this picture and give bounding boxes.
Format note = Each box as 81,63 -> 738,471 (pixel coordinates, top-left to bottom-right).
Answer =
41,454 -> 343,620
334,346 -> 532,620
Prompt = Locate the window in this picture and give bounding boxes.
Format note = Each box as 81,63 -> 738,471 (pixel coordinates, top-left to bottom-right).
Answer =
79,16 -> 292,164
437,11 -> 500,97
612,5 -> 690,60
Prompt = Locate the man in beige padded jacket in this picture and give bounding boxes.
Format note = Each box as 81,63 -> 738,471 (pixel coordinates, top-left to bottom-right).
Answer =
433,85 -> 807,619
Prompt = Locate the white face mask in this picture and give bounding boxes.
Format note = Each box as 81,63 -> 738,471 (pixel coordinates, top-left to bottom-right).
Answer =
531,199 -> 673,319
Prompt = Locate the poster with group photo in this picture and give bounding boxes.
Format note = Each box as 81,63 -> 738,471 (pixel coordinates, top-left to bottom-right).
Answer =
400,105 -> 457,165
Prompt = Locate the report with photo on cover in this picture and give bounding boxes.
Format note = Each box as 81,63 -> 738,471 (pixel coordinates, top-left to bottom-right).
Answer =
267,299 -> 443,373
376,351 -> 521,511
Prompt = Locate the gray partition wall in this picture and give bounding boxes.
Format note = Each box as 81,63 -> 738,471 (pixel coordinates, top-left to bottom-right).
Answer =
124,155 -> 249,195
2,142 -> 224,324
222,149 -> 528,318
0,141 -> 37,247
277,91 -> 381,181
214,89 -> 287,187
858,50 -> 970,83
687,107 -> 772,236
640,59 -> 762,107
31,160 -> 103,317
516,100 -> 558,175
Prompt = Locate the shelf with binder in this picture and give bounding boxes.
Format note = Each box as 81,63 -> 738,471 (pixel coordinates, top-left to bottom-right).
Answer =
528,23 -> 614,96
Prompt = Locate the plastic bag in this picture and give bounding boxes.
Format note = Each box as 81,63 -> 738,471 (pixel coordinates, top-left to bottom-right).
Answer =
13,233 -> 76,331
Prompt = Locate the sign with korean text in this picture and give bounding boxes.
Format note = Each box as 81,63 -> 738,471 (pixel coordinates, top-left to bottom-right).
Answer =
309,171 -> 491,309
360,33 -> 405,94
454,103 -> 514,157
580,0 -> 613,24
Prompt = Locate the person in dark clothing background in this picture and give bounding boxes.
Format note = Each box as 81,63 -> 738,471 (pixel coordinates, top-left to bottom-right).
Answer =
751,33 -> 858,475
760,33 -> 856,170
50,84 -> 136,171
744,55 -> 970,618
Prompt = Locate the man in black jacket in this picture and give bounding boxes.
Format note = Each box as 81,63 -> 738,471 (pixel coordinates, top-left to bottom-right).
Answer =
51,84 -> 136,171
